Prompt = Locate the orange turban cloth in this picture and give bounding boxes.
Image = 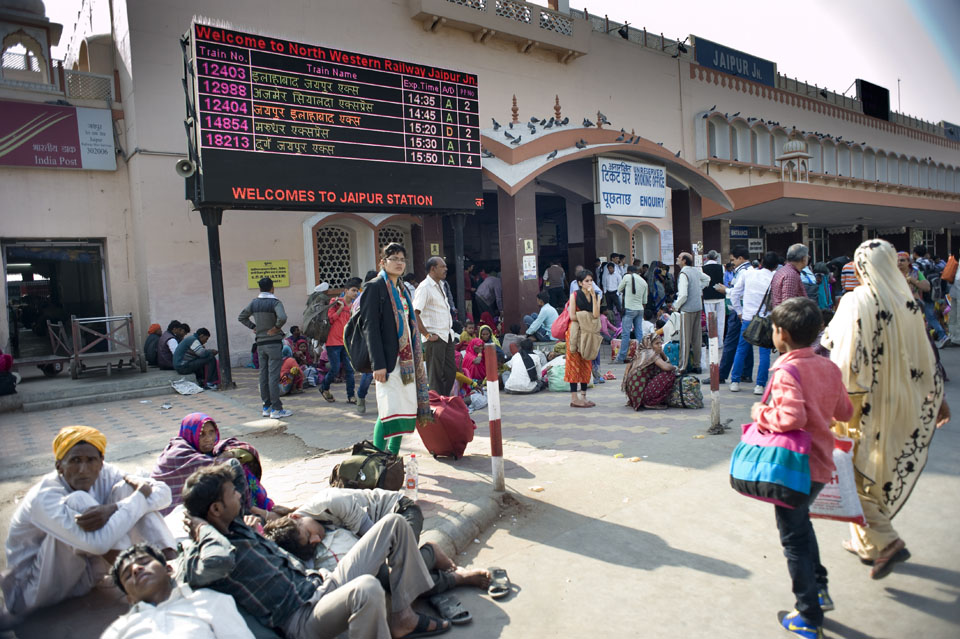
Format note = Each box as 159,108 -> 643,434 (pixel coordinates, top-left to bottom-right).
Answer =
53,426 -> 107,461
147,323 -> 162,335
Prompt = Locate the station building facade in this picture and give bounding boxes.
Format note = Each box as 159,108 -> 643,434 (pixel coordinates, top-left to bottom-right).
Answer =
1,0 -> 958,365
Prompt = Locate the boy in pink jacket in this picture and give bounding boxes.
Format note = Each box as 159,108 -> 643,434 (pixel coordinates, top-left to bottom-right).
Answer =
750,297 -> 853,639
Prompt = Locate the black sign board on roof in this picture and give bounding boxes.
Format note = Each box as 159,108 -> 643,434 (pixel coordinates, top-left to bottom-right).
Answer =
184,20 -> 483,212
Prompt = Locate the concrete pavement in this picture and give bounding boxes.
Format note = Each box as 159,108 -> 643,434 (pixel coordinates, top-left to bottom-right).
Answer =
1,346 -> 958,638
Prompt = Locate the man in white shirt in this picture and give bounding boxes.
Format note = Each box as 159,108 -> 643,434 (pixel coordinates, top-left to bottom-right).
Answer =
570,265 -> 603,296
2,427 -> 175,618
601,262 -> 623,315
102,543 -> 255,639
716,248 -> 754,384
728,251 -> 777,394
674,253 -> 711,373
414,257 -> 457,394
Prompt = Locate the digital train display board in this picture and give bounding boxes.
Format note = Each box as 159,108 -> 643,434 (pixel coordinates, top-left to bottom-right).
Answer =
186,21 -> 483,211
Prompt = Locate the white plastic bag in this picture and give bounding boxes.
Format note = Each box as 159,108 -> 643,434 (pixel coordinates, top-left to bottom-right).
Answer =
810,437 -> 866,525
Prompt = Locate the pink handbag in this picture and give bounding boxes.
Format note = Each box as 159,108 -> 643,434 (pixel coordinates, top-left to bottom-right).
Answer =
551,304 -> 571,339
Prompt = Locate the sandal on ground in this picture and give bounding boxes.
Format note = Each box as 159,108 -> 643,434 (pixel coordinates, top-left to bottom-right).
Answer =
570,401 -> 589,408
870,539 -> 910,579
603,371 -> 616,380
488,567 -> 511,600
841,539 -> 874,565
320,390 -> 335,402
429,593 -> 472,625
398,613 -> 450,638
582,399 -> 596,407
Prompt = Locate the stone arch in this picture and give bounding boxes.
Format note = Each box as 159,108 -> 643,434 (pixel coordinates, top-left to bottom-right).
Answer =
303,213 -> 377,292
631,222 -> 662,265
1,30 -> 48,83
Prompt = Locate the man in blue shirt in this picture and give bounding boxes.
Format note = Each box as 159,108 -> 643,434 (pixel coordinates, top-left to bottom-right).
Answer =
523,291 -> 559,341
173,327 -> 219,389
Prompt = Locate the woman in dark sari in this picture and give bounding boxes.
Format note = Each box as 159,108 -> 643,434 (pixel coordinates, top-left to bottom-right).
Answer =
622,333 -> 678,410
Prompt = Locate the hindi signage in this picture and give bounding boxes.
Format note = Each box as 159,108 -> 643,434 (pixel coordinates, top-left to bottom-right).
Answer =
597,157 -> 667,218
187,20 -> 482,211
247,259 -> 290,288
693,36 -> 776,88
0,100 -> 116,170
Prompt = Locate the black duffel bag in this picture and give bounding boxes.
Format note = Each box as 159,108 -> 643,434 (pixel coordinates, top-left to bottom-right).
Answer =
743,286 -> 774,350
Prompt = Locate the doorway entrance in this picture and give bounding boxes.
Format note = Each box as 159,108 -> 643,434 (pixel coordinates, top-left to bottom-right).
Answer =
3,241 -> 107,358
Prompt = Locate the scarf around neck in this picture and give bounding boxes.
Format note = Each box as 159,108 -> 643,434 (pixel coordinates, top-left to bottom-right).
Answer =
381,270 -> 432,425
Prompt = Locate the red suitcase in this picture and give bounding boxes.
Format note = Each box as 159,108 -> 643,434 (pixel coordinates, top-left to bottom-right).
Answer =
418,391 -> 477,459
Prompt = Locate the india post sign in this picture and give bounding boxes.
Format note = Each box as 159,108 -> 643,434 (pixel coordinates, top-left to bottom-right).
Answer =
247,260 -> 290,288
0,100 -> 116,170
597,158 -> 667,218
693,36 -> 776,87
186,20 -> 483,212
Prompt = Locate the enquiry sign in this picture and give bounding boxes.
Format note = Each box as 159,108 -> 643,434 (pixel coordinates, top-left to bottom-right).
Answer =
597,157 -> 667,218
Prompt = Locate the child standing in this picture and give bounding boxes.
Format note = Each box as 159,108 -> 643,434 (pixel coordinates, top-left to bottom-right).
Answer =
750,297 -> 853,639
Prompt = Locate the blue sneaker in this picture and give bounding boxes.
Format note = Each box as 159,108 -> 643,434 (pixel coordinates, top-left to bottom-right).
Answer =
270,409 -> 293,419
778,610 -> 823,639
818,588 -> 834,612
262,405 -> 271,417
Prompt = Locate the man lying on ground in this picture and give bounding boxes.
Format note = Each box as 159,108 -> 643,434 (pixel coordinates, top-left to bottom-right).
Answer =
180,463 -> 449,639
262,487 -> 491,596
102,543 -> 254,639
1,426 -> 175,621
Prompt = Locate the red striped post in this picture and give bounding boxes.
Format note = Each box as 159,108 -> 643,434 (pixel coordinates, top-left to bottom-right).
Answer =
706,311 -> 723,435
483,344 -> 505,491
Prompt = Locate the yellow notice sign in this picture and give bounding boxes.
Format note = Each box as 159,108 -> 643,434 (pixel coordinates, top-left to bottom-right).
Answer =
247,260 -> 290,288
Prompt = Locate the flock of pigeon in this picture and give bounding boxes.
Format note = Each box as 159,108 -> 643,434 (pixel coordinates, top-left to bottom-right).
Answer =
482,111 -> 683,161
701,104 -> 873,149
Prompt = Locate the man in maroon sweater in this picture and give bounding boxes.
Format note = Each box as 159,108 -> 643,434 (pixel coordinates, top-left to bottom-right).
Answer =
769,244 -> 809,311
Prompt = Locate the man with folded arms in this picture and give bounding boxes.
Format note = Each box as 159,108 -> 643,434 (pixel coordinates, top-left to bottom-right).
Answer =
180,463 -> 448,639
2,426 -> 174,619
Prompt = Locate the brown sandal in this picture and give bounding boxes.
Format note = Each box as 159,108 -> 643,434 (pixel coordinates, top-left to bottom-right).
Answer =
570,401 -> 588,408
870,539 -> 909,579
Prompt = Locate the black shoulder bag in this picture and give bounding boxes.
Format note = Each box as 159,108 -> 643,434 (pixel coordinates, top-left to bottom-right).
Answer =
742,285 -> 775,349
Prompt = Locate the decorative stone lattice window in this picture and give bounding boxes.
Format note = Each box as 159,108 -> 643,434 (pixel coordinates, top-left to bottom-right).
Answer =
378,226 -> 409,273
377,226 -> 406,250
315,225 -> 353,288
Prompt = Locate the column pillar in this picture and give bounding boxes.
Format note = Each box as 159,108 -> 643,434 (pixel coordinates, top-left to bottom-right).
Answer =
498,185 -> 538,329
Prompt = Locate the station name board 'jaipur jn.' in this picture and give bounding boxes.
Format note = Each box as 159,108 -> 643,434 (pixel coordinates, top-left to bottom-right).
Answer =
188,21 -> 482,211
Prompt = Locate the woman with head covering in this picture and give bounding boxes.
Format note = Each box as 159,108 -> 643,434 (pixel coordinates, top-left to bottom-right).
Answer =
143,323 -> 162,366
822,239 -> 950,579
150,413 -> 288,518
461,338 -> 487,381
504,339 -> 546,394
622,333 -> 678,410
360,243 -> 432,455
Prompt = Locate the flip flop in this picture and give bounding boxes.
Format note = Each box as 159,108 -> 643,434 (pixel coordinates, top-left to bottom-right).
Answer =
488,566 -> 511,599
870,539 -> 910,579
399,612 -> 450,638
429,593 -> 472,625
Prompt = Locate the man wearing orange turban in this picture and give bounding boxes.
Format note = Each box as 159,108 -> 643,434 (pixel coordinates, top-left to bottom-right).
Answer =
1,426 -> 175,617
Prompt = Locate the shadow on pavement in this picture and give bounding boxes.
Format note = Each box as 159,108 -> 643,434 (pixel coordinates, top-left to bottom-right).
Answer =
508,496 -> 750,579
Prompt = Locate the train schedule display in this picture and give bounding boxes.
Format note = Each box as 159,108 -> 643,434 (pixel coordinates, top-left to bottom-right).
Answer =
186,21 -> 483,212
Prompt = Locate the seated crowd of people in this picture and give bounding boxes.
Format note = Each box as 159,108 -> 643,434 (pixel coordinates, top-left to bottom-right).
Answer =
1,420 -> 499,638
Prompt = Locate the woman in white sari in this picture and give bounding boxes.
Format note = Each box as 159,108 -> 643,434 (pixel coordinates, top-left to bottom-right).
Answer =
822,239 -> 950,579
359,243 -> 432,455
